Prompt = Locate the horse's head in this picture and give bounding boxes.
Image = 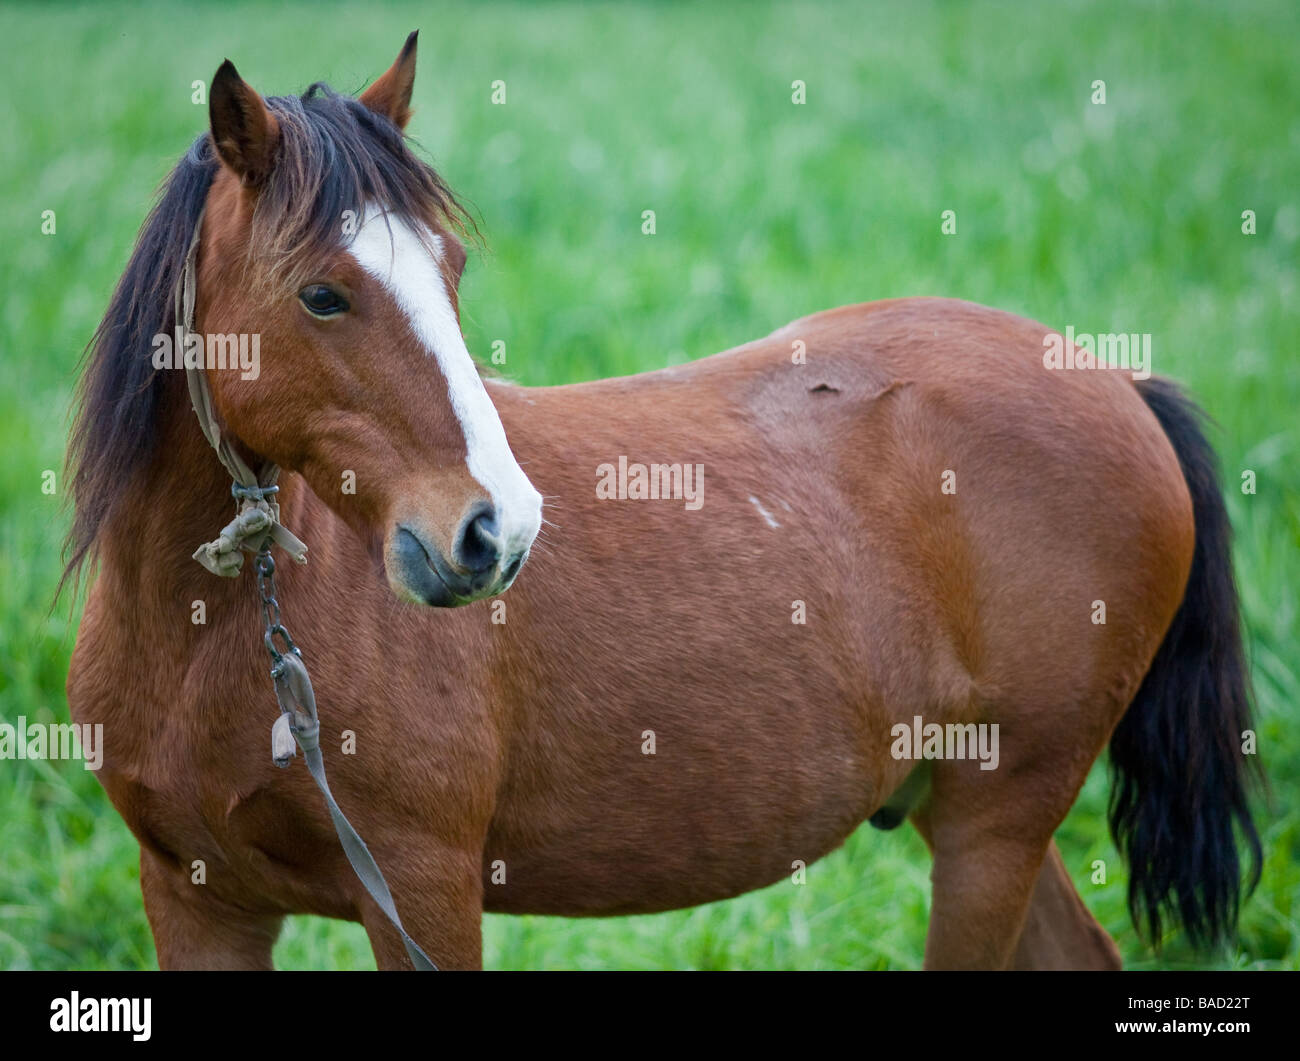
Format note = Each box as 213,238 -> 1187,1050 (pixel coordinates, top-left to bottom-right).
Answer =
198,33 -> 540,606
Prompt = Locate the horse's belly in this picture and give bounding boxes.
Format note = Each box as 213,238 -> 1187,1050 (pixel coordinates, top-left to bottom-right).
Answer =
481,708 -> 881,916
475,443 -> 915,916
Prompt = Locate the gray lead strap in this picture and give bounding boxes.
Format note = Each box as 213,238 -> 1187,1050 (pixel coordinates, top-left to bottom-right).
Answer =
271,650 -> 438,971
302,742 -> 438,971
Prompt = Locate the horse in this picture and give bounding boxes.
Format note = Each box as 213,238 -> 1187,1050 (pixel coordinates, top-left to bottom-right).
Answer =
63,33 -> 1262,970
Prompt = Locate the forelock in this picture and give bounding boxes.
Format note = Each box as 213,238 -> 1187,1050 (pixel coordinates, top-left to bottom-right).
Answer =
246,83 -> 469,290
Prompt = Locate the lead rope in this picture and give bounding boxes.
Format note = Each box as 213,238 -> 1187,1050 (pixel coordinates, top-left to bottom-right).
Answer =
178,205 -> 436,971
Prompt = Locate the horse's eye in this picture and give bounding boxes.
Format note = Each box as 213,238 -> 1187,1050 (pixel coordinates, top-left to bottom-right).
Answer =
299,284 -> 348,317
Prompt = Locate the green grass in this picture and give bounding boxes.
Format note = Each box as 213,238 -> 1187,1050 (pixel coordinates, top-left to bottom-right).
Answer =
1,0 -> 1297,970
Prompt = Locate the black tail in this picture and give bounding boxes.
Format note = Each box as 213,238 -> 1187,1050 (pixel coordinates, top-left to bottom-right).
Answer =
1108,377 -> 1263,949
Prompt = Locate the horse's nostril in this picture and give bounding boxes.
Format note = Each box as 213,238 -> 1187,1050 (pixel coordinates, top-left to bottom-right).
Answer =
502,552 -> 524,582
455,504 -> 501,574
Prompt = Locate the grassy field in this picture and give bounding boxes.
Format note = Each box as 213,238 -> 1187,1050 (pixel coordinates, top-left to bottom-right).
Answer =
1,0 -> 1296,970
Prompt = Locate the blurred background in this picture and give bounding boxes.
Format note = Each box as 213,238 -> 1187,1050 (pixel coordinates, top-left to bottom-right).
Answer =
0,0 -> 1296,969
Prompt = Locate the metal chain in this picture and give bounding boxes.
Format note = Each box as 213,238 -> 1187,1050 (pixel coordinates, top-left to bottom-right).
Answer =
255,544 -> 300,668
234,480 -> 301,668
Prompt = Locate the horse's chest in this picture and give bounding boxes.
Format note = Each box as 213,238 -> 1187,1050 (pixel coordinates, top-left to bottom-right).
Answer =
71,620 -> 325,908
112,774 -> 214,870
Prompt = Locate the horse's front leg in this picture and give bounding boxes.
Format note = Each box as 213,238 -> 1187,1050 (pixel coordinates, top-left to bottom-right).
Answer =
358,843 -> 484,970
140,848 -> 283,970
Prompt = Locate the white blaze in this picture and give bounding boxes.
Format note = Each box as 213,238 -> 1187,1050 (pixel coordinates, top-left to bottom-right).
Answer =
348,206 -> 542,558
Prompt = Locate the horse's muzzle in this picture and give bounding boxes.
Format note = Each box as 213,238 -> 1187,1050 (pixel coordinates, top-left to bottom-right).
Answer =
387,523 -> 525,607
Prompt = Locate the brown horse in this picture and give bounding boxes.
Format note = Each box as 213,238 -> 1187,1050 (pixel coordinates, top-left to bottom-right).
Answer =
64,35 -> 1261,970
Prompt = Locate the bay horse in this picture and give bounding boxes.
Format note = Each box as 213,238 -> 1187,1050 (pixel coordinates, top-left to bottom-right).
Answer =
64,34 -> 1261,970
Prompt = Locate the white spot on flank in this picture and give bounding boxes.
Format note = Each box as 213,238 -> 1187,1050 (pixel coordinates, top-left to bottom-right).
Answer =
749,495 -> 780,529
347,205 -> 542,552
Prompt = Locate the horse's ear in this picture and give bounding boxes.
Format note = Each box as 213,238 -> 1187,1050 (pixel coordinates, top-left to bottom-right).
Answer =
209,60 -> 279,185
360,30 -> 418,130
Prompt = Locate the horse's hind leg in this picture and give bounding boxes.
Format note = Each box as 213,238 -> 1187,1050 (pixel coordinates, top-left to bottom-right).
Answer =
1012,840 -> 1121,970
909,746 -> 1111,970
908,809 -> 1116,969
140,848 -> 282,970
909,798 -> 1047,969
